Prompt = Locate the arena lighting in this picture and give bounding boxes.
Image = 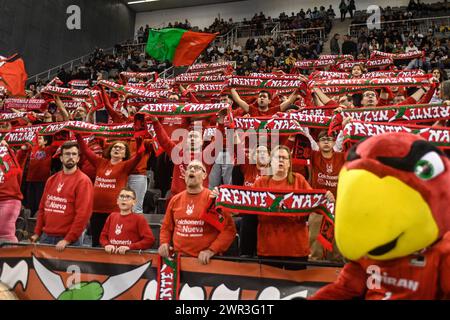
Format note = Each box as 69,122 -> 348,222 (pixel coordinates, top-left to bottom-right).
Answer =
127,0 -> 160,5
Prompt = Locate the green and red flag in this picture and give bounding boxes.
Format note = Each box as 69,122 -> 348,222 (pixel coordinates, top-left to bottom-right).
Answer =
146,28 -> 217,67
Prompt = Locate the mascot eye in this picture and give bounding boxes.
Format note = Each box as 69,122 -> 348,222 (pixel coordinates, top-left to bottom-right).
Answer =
414,152 -> 444,180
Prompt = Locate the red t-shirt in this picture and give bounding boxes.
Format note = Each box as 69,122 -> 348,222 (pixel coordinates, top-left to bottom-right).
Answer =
77,135 -> 144,213
311,232 -> 450,300
35,169 -> 94,243
130,140 -> 153,175
310,151 -> 346,197
160,188 -> 236,257
26,145 -> 58,182
248,103 -> 280,117
253,173 -> 312,257
240,164 -> 269,187
100,212 -> 155,250
153,120 -> 214,195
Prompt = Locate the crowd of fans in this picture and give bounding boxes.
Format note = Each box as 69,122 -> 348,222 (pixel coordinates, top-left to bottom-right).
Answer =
0,4 -> 450,272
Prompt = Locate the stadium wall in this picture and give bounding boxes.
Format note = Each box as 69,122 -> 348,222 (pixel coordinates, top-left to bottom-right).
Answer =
0,0 -> 135,77
135,0 -> 440,31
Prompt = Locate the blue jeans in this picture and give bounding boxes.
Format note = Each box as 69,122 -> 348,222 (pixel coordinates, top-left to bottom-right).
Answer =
209,151 -> 234,189
127,174 -> 148,213
39,232 -> 83,247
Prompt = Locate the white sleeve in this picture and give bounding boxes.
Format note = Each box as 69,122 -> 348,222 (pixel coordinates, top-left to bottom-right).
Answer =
333,130 -> 345,152
300,126 -> 319,151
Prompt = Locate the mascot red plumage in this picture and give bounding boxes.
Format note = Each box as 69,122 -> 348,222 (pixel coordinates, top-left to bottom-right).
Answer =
310,132 -> 450,300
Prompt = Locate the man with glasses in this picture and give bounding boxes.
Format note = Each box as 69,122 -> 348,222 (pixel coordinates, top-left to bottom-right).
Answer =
301,127 -> 348,261
31,141 -> 94,251
159,160 -> 236,265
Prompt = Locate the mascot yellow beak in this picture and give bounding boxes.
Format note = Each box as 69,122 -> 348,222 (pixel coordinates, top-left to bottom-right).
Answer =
335,168 -> 439,261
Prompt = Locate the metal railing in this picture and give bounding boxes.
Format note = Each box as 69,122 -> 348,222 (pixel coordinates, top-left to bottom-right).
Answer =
271,22 -> 281,38
348,15 -> 450,38
273,27 -> 325,44
235,21 -> 279,39
159,66 -> 175,79
27,47 -> 115,84
213,27 -> 238,47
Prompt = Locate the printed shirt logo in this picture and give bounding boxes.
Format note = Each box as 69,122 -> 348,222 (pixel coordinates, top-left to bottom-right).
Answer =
115,224 -> 123,236
326,163 -> 333,174
105,170 -> 112,177
34,150 -> 47,160
57,183 -> 64,193
186,202 -> 195,216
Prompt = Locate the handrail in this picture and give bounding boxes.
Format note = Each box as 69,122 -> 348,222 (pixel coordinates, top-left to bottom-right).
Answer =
159,66 -> 175,79
349,14 -> 450,28
275,26 -> 325,34
273,26 -> 325,43
270,22 -> 281,39
348,15 -> 450,35
0,242 -> 345,268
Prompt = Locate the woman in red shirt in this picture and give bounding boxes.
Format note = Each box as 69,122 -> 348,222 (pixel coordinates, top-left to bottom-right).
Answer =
76,134 -> 145,247
0,140 -> 24,243
253,145 -> 313,270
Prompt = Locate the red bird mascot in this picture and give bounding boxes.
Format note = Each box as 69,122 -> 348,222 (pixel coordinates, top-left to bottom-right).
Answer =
311,132 -> 450,299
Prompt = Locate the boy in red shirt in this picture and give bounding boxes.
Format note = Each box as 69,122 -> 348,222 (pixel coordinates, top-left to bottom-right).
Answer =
100,187 -> 155,254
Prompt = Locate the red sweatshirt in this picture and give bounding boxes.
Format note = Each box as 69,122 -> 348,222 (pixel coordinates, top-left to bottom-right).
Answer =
100,212 -> 155,250
153,120 -> 215,195
160,188 -> 236,257
253,173 -> 312,257
310,151 -> 346,197
34,169 -> 94,243
77,135 -> 144,213
311,233 -> 450,300
0,146 -> 23,201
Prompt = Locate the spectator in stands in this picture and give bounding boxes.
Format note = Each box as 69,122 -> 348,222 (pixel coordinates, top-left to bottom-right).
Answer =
17,136 -> 58,217
330,34 -> 341,55
339,0 -> 348,21
253,145 -> 334,269
347,0 -> 356,19
301,128 -> 346,261
237,145 -> 271,257
100,187 -> 155,254
327,5 -> 336,19
159,160 -> 236,264
231,88 -> 297,116
0,140 -> 24,243
75,134 -> 146,247
31,141 -> 94,251
342,35 -> 358,57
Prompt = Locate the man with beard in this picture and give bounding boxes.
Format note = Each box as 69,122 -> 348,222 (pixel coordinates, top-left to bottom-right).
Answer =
31,141 -> 94,251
